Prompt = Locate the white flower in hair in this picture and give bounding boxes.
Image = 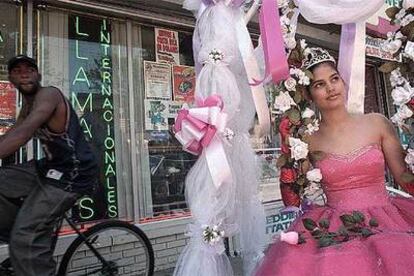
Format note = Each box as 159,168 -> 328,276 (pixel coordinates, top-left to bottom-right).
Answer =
284,77 -> 297,91
301,107 -> 315,119
284,35 -> 297,50
383,39 -> 403,54
392,86 -> 413,106
278,0 -> 290,8
300,39 -> 307,50
274,91 -> 296,113
290,68 -> 310,85
289,137 -> 309,161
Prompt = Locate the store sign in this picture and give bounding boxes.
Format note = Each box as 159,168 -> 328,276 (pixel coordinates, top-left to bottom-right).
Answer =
69,15 -> 118,221
366,35 -> 402,61
265,209 -> 300,235
155,28 -> 180,64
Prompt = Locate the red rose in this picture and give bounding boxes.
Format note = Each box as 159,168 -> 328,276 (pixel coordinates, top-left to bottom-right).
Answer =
409,98 -> 414,108
279,117 -> 290,139
280,183 -> 301,207
280,167 -> 296,184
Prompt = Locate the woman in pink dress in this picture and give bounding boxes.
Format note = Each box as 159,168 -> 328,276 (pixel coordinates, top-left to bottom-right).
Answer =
255,48 -> 414,276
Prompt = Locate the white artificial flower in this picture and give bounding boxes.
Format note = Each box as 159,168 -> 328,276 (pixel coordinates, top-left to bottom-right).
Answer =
280,14 -> 291,25
392,86 -> 413,106
290,68 -> 310,86
395,31 -> 405,40
306,168 -> 323,183
383,39 -> 403,54
391,105 -> 413,126
404,0 -> 414,9
405,148 -> 414,173
390,68 -> 405,88
303,181 -> 322,196
278,0 -> 289,8
273,91 -> 296,113
396,9 -> 407,21
305,120 -> 320,135
404,41 -> 414,61
281,24 -> 289,35
289,137 -> 309,161
284,35 -> 297,50
401,14 -> 414,27
284,77 -> 297,91
301,107 -> 315,119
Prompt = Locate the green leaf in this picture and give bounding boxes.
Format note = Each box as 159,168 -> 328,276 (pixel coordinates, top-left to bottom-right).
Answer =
369,218 -> 379,228
318,218 -> 330,229
288,1 -> 297,9
304,69 -> 313,81
287,108 -> 301,124
352,211 -> 365,224
293,90 -> 303,104
401,172 -> 414,183
340,214 -> 355,227
276,154 -> 288,168
385,7 -> 400,20
361,228 -> 374,238
378,62 -> 400,73
311,228 -> 323,237
401,21 -> 414,37
298,232 -> 306,244
318,236 -> 335,248
302,218 -> 318,231
338,226 -> 349,237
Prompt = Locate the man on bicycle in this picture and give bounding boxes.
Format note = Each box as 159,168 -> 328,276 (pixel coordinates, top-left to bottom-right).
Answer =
0,55 -> 98,275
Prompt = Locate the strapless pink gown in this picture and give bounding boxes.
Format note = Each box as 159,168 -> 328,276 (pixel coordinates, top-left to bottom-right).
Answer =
255,144 -> 414,276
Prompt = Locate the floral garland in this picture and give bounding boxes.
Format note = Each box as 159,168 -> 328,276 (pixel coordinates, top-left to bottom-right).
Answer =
268,1 -> 323,207
380,0 -> 414,183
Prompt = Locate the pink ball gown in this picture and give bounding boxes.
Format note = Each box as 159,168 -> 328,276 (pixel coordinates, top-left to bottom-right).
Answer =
255,143 -> 414,276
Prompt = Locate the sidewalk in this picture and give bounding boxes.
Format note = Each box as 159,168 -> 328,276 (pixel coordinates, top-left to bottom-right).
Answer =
154,256 -> 243,276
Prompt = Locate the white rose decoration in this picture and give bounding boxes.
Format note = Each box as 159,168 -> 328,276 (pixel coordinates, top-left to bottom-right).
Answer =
284,35 -> 297,50
392,105 -> 413,126
301,107 -> 315,119
401,14 -> 414,27
396,9 -> 407,21
289,137 -> 309,161
390,68 -> 405,88
385,39 -> 402,54
284,77 -> 297,91
392,86 -> 412,106
405,148 -> 414,173
274,91 -> 296,113
305,120 -> 320,135
405,41 -> 414,61
306,168 -> 323,183
278,0 -> 289,8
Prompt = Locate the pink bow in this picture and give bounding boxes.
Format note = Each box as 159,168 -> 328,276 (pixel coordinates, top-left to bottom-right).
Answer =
257,0 -> 290,84
174,95 -> 227,155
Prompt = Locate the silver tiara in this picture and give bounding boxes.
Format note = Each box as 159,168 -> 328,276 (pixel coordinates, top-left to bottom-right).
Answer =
302,47 -> 336,70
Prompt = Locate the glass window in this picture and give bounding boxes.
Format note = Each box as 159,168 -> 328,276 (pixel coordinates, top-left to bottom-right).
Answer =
39,9 -> 133,222
133,25 -> 196,221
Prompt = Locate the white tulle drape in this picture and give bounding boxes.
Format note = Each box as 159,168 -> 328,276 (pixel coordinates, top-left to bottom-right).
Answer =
173,1 -> 266,276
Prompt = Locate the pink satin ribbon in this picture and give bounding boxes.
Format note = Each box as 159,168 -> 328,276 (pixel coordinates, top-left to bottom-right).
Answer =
258,0 -> 290,84
174,95 -> 232,188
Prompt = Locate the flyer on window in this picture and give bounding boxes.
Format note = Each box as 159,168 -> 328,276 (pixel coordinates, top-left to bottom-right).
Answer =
172,65 -> 195,103
144,99 -> 170,131
0,81 -> 16,135
144,61 -> 172,100
155,28 -> 180,65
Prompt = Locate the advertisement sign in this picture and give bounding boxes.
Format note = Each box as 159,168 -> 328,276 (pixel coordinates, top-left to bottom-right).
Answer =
0,81 -> 16,135
144,61 -> 172,100
172,65 -> 195,103
155,28 -> 180,65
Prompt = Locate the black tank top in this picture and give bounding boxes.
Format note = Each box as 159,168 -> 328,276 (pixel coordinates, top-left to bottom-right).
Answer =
34,88 -> 98,194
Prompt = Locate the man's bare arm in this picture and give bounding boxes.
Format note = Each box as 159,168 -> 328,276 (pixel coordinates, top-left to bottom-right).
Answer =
0,87 -> 60,158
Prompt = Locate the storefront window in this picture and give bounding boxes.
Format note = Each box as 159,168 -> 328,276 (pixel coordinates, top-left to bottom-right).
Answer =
134,25 -> 196,220
40,9 -> 133,222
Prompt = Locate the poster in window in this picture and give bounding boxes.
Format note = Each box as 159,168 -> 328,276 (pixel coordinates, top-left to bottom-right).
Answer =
0,81 -> 16,135
144,61 -> 172,100
144,99 -> 169,131
155,28 -> 180,65
172,65 -> 195,103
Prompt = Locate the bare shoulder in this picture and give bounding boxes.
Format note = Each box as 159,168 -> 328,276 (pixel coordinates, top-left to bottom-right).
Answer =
35,86 -> 62,103
362,113 -> 396,137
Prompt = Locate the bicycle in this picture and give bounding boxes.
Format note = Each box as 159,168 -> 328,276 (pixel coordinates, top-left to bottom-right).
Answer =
0,166 -> 155,276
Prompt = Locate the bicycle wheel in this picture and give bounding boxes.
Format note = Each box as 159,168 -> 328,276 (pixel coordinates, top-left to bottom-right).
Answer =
57,220 -> 154,276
